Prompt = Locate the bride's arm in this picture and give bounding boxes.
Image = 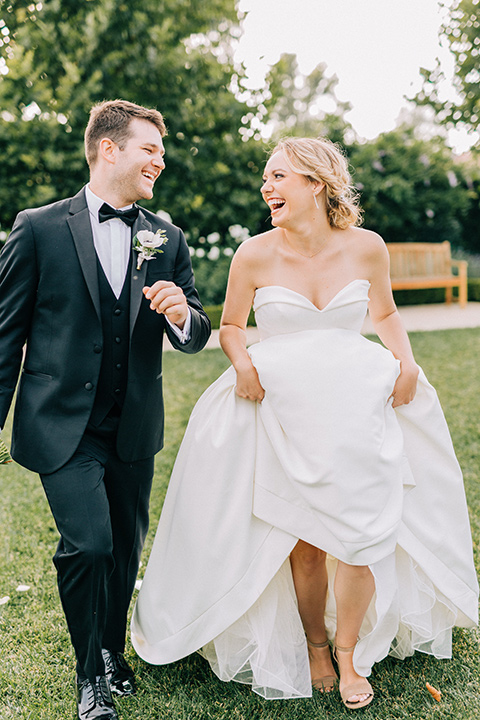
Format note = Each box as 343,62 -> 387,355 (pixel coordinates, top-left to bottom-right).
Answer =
219,243 -> 265,402
365,235 -> 419,407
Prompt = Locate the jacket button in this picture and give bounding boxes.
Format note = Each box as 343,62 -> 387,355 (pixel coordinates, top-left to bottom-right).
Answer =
116,363 -> 122,370
114,308 -> 122,316
114,388 -> 121,394
115,336 -> 121,343
85,382 -> 94,391
94,345 -> 102,354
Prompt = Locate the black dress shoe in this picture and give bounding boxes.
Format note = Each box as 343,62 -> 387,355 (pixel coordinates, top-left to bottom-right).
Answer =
76,675 -> 118,719
102,648 -> 137,697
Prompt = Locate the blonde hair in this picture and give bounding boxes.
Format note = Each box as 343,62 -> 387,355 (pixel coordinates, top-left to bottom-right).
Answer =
270,137 -> 362,229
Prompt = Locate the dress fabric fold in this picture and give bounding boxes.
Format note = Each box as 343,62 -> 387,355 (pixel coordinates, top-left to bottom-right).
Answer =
132,279 -> 478,699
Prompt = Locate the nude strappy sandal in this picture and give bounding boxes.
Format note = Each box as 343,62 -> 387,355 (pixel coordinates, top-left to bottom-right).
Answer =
333,641 -> 374,709
306,638 -> 337,693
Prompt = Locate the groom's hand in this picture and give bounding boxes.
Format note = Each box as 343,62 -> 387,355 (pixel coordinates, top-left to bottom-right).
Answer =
143,281 -> 189,328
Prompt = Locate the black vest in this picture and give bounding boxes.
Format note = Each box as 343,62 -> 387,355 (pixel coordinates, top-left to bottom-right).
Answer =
88,256 -> 132,427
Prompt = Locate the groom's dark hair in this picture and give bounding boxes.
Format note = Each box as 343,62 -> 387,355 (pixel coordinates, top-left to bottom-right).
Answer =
85,99 -> 167,168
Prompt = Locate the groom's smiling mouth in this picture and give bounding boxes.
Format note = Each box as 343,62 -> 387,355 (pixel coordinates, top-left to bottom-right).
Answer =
142,171 -> 157,183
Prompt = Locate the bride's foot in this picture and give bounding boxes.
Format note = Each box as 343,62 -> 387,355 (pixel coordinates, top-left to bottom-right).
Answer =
306,638 -> 337,693
334,641 -> 373,710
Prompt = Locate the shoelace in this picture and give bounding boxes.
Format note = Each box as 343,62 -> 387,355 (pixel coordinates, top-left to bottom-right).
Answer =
102,653 -> 116,676
97,677 -> 112,704
82,677 -> 111,711
103,650 -> 131,677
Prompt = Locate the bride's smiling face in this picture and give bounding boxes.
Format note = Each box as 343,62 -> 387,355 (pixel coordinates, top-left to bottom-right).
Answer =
261,150 -> 315,227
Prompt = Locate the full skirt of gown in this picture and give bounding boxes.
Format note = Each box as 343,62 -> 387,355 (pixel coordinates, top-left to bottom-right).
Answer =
131,280 -> 478,699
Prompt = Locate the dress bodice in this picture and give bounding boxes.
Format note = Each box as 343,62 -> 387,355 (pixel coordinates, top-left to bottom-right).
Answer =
253,279 -> 370,340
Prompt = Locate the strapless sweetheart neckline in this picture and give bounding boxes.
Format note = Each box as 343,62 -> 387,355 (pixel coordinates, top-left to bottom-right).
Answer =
255,279 -> 370,313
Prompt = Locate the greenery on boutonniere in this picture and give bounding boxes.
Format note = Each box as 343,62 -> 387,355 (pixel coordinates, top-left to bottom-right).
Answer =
0,435 -> 12,464
133,229 -> 168,269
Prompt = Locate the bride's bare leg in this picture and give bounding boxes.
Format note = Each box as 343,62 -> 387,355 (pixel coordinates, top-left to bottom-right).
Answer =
334,561 -> 375,704
290,540 -> 336,690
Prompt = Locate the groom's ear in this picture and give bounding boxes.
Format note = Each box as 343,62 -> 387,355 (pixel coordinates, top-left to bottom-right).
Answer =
98,137 -> 118,165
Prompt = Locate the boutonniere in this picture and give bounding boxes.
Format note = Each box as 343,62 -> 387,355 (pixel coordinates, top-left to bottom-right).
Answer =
133,229 -> 168,270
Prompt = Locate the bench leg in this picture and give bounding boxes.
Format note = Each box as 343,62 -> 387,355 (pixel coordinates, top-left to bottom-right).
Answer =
459,279 -> 467,308
445,287 -> 453,304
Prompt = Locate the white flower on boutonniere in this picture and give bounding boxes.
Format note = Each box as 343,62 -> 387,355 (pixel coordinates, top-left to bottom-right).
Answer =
133,229 -> 168,269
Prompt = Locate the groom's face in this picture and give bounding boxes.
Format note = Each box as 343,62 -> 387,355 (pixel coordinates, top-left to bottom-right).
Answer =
112,118 -> 166,205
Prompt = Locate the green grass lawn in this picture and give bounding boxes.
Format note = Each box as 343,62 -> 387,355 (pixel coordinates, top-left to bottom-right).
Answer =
1,328 -> 479,719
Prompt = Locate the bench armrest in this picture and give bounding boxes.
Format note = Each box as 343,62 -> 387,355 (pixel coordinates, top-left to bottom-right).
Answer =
451,259 -> 468,277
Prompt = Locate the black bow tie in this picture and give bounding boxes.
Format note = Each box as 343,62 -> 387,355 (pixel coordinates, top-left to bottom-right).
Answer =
98,203 -> 139,227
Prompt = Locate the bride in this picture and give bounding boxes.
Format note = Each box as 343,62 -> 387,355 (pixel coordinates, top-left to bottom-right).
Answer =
131,137 -> 478,710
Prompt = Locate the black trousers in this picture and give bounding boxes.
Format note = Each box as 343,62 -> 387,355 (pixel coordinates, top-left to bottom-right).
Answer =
40,413 -> 154,680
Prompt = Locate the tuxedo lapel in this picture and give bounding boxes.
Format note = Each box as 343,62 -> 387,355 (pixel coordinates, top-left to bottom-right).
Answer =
67,189 -> 101,321
129,210 -> 151,335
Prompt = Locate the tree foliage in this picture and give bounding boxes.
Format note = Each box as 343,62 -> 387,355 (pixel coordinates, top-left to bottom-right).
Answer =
262,53 -> 354,145
349,124 -> 475,249
413,0 -> 480,135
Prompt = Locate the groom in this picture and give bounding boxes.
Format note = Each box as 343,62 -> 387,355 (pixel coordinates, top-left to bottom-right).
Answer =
0,100 -> 211,719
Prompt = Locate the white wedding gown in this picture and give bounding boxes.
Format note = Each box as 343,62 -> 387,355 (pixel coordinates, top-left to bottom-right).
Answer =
131,280 -> 478,699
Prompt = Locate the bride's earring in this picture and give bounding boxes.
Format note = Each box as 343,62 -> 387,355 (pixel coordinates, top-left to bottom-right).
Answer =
313,193 -> 319,210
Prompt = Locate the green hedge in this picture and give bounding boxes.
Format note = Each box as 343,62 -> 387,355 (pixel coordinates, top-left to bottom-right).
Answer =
468,278 -> 480,302
203,305 -> 223,329
204,280 -> 480,330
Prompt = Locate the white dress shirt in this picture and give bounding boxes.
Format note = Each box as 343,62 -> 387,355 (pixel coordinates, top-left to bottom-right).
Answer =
85,185 -> 190,342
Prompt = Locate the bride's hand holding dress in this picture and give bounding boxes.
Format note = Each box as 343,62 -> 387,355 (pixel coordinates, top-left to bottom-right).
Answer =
389,360 -> 419,407
233,358 -> 265,403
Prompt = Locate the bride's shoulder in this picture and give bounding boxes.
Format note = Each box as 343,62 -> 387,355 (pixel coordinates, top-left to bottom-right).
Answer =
234,229 -> 280,263
347,227 -> 388,259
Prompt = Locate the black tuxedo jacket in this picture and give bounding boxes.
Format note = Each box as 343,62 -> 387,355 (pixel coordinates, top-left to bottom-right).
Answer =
0,188 -> 211,473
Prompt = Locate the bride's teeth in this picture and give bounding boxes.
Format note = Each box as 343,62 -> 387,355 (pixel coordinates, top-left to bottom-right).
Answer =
269,199 -> 285,209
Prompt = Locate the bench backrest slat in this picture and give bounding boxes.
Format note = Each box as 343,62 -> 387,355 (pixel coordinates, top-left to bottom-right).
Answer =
387,241 -> 452,279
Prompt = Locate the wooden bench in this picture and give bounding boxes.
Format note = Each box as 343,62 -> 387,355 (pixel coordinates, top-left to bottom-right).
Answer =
386,241 -> 468,307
